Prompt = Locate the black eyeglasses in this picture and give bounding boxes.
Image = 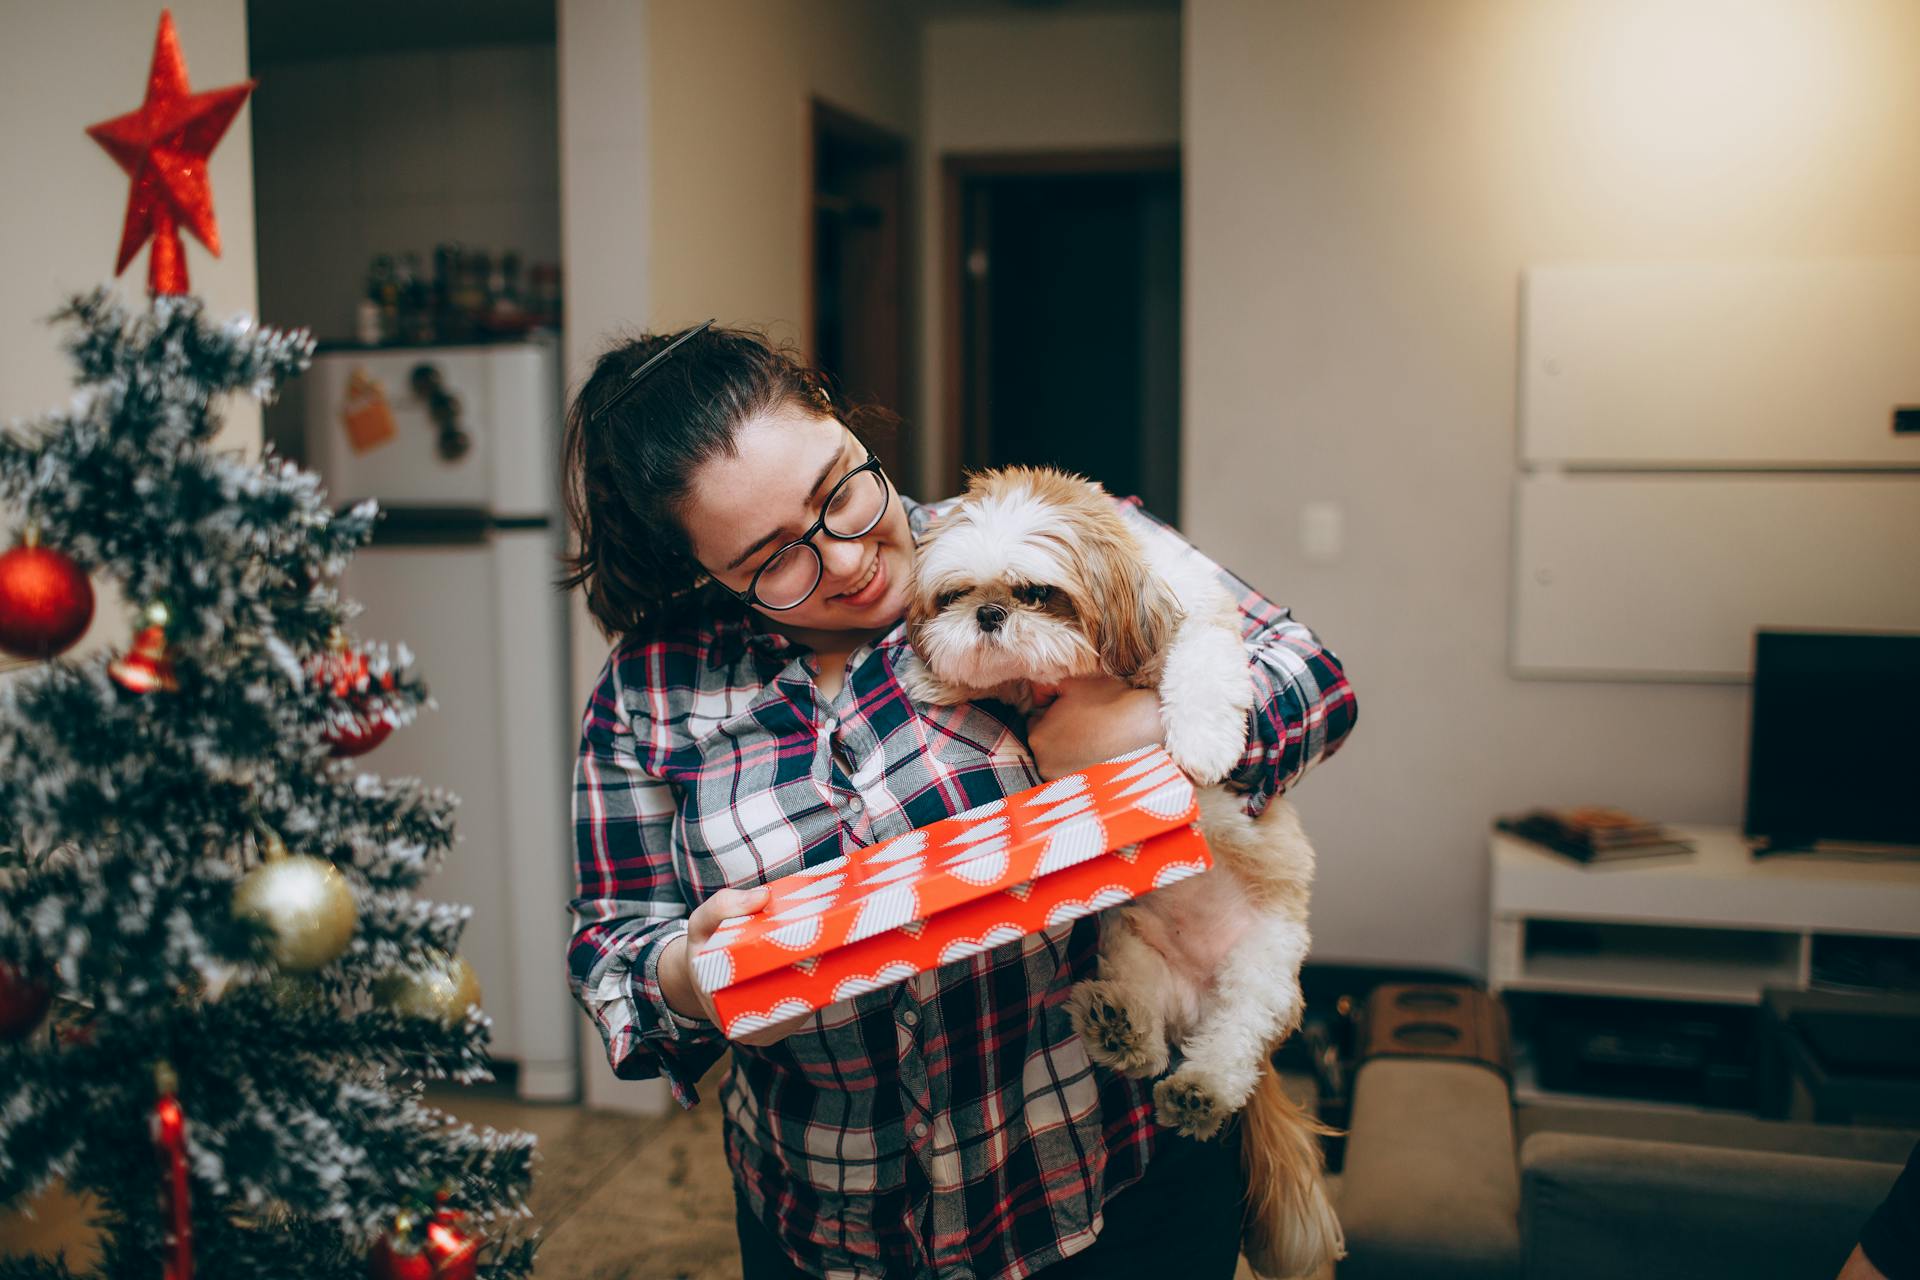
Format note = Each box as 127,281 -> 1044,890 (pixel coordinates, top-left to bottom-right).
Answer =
709,447 -> 892,611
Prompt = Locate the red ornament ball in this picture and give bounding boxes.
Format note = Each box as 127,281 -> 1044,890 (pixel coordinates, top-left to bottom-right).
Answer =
0,541 -> 95,659
312,640 -> 400,757
327,705 -> 397,758
0,962 -> 54,1041
368,1210 -> 480,1280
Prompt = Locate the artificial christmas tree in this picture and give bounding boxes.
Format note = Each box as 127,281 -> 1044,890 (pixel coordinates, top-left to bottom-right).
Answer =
0,12 -> 538,1279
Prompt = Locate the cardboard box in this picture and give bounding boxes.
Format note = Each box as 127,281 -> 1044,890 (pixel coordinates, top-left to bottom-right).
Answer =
693,745 -> 1211,1036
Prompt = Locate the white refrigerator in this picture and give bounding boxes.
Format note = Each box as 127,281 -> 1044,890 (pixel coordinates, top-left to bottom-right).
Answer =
304,336 -> 577,1101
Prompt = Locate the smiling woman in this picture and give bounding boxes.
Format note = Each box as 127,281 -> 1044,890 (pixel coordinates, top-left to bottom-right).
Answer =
555,320 -> 1358,1280
690,416 -> 899,619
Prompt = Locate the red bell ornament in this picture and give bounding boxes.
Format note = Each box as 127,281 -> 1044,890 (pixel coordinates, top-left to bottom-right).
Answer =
368,1209 -> 481,1280
111,603 -> 180,693
0,530 -> 95,659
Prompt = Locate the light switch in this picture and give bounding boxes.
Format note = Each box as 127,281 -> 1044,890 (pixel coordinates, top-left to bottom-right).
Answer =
1301,502 -> 1343,563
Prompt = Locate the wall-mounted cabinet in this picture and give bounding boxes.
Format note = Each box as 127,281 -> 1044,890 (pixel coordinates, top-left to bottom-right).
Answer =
1513,260 -> 1920,681
1521,261 -> 1920,469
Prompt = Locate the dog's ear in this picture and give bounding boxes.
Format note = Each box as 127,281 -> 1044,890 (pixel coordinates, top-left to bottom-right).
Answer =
903,570 -> 937,662
904,597 -> 935,665
1099,569 -> 1181,683
1075,526 -> 1182,682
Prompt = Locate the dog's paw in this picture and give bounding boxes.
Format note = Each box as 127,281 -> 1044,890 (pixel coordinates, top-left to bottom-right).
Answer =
1067,981 -> 1168,1078
1154,1070 -> 1228,1140
1160,704 -> 1250,786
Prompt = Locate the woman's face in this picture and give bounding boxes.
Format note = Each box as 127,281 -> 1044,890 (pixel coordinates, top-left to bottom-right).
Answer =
680,402 -> 913,635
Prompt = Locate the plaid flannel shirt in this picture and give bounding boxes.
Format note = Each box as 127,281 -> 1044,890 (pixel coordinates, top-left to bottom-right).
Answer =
567,493 -> 1357,1280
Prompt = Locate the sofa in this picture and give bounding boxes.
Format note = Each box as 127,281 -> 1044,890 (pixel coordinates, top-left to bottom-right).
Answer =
1336,1023 -> 1917,1279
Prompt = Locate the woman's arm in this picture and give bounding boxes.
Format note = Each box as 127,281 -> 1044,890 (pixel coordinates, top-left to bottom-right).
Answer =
1107,499 -> 1358,814
567,653 -> 727,1108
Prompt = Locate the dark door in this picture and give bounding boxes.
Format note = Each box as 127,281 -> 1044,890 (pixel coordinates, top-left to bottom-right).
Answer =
955,163 -> 1180,522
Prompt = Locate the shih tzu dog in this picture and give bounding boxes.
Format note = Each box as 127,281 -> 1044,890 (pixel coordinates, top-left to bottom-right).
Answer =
900,467 -> 1343,1278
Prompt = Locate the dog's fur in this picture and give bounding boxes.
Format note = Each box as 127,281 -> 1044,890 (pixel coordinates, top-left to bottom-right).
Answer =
900,467 -> 1343,1278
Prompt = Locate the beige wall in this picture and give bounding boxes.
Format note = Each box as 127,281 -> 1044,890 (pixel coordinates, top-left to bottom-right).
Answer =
916,9 -> 1182,498
557,0 -> 920,1114
0,0 -> 257,661
1185,0 -> 1920,973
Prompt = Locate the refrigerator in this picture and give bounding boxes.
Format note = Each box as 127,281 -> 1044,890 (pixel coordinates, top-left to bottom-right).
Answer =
304,336 -> 576,1100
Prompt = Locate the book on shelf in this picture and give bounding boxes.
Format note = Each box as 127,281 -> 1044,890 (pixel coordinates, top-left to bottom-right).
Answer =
1496,806 -> 1696,863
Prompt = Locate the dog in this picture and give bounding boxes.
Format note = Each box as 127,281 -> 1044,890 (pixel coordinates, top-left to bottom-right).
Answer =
899,466 -> 1343,1279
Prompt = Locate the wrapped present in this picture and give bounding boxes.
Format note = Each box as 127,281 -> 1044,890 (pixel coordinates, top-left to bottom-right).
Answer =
693,744 -> 1213,1037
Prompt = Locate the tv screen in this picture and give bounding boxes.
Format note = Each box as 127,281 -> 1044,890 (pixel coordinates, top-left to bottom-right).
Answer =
1744,630 -> 1920,853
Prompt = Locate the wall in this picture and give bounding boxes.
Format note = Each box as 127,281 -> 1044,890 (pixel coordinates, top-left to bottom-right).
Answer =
251,43 -> 561,345
0,0 -> 257,661
557,0 -> 920,1113
915,8 -> 1181,498
1184,0 -> 1920,973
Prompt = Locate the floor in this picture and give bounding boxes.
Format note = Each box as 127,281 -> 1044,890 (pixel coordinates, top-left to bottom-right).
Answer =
432,1056 -> 1316,1280
434,1057 -> 744,1280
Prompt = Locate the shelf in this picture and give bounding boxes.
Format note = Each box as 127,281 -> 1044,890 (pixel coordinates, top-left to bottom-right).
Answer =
1510,1049 -> 1755,1118
1501,950 -> 1802,1005
1495,917 -> 1807,1006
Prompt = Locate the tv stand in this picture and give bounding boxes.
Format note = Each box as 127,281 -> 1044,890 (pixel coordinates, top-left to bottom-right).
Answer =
1489,824 -> 1920,1105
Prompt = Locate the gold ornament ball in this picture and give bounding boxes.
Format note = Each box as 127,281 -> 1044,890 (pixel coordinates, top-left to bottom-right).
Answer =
375,953 -> 482,1025
231,854 -> 357,972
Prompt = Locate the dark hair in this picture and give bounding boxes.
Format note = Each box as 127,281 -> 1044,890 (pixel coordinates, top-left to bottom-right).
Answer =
558,323 -> 900,640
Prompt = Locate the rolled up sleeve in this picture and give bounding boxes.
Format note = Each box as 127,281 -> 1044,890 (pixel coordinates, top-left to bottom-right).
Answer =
567,657 -> 726,1108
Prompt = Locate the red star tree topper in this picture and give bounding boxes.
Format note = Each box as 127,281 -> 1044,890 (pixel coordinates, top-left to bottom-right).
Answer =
85,9 -> 255,295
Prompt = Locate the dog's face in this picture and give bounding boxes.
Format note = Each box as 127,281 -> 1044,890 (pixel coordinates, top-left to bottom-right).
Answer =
906,467 -> 1181,689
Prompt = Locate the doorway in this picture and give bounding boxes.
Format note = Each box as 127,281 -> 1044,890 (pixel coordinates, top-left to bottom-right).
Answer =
945,151 -> 1181,522
811,99 -> 912,486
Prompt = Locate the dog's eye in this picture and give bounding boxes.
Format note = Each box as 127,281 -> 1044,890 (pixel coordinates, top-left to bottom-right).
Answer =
935,589 -> 966,611
1014,584 -> 1053,606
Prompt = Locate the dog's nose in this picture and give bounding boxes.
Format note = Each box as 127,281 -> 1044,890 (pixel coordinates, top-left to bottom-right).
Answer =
976,603 -> 1007,632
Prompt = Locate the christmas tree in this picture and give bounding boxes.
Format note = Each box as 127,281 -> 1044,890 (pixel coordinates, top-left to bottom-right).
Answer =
0,12 -> 537,1280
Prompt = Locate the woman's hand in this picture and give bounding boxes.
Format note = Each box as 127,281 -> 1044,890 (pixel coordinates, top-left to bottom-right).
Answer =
1026,675 -> 1166,780
659,885 -> 810,1048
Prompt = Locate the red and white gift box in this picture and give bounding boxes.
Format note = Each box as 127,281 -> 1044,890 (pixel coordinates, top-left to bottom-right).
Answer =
692,744 -> 1212,1037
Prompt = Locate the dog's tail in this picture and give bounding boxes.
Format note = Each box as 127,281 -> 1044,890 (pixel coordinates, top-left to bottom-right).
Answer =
1240,1059 -> 1345,1278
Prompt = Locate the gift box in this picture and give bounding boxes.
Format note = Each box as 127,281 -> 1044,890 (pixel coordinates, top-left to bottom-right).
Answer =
692,744 -> 1212,1037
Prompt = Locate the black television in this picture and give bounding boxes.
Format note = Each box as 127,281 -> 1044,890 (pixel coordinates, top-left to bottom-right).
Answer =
1744,629 -> 1920,857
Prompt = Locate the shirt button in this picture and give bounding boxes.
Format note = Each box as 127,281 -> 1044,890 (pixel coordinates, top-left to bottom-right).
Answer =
846,794 -> 864,813
902,1009 -> 919,1027
820,717 -> 837,735
912,1120 -> 930,1139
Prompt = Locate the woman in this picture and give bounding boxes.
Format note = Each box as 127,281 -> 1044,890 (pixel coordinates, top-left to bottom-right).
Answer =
559,319 -> 1358,1280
